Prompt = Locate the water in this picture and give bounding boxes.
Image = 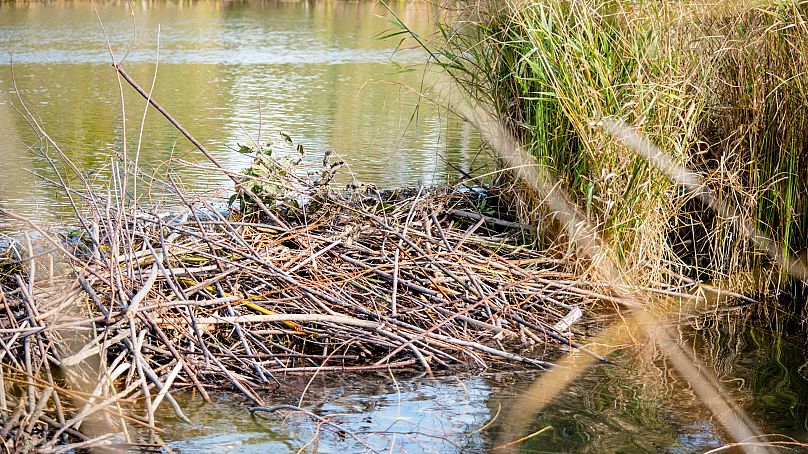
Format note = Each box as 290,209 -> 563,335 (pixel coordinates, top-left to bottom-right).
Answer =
0,0 -> 481,223
152,316 -> 808,453
2,2 -> 808,453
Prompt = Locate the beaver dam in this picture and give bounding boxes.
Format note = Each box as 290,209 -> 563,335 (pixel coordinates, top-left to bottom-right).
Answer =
1,126 -> 799,451
0,136 -> 645,451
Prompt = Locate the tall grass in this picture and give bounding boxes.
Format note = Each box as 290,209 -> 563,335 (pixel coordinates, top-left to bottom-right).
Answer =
692,3 -> 808,289
421,0 -> 808,295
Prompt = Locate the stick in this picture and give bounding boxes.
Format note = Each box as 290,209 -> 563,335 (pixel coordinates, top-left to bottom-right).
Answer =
113,64 -> 287,229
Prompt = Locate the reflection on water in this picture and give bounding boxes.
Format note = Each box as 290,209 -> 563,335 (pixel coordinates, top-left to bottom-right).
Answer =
159,370 -> 722,453
495,315 -> 808,453
0,0 -> 482,222
163,375 -> 491,453
156,316 -> 808,453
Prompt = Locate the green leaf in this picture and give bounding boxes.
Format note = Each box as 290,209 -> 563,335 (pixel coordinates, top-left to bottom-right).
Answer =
237,143 -> 254,154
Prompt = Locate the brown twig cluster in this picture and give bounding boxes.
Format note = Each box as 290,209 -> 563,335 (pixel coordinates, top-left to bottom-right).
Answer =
0,160 -> 614,451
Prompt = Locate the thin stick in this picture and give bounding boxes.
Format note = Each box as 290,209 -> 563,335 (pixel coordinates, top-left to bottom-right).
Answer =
113,64 -> 287,229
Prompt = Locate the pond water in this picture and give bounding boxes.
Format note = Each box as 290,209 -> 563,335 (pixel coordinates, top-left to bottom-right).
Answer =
2,2 -> 808,453
0,0 -> 481,223
154,316 -> 808,453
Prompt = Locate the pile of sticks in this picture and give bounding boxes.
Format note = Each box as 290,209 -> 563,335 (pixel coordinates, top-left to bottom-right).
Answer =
0,160 -> 610,450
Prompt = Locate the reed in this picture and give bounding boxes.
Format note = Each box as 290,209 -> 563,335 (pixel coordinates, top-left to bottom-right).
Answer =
417,0 -> 808,295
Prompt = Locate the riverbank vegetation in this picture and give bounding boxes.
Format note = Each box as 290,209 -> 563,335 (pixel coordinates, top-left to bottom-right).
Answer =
416,0 -> 808,299
387,0 -> 808,449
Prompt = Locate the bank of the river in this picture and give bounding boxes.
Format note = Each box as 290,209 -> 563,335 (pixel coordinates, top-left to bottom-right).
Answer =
419,0 -> 808,295
386,0 -> 808,450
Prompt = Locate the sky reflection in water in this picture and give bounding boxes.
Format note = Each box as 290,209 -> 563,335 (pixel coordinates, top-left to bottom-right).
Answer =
160,317 -> 808,453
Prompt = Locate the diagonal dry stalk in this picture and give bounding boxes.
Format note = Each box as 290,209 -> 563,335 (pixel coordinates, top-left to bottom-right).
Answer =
428,73 -> 771,452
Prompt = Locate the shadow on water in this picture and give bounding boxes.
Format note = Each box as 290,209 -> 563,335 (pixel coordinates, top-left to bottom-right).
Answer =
154,311 -> 808,453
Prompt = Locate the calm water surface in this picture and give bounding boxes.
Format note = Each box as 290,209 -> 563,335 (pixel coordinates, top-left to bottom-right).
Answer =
0,0 -> 480,222
155,316 -> 808,453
